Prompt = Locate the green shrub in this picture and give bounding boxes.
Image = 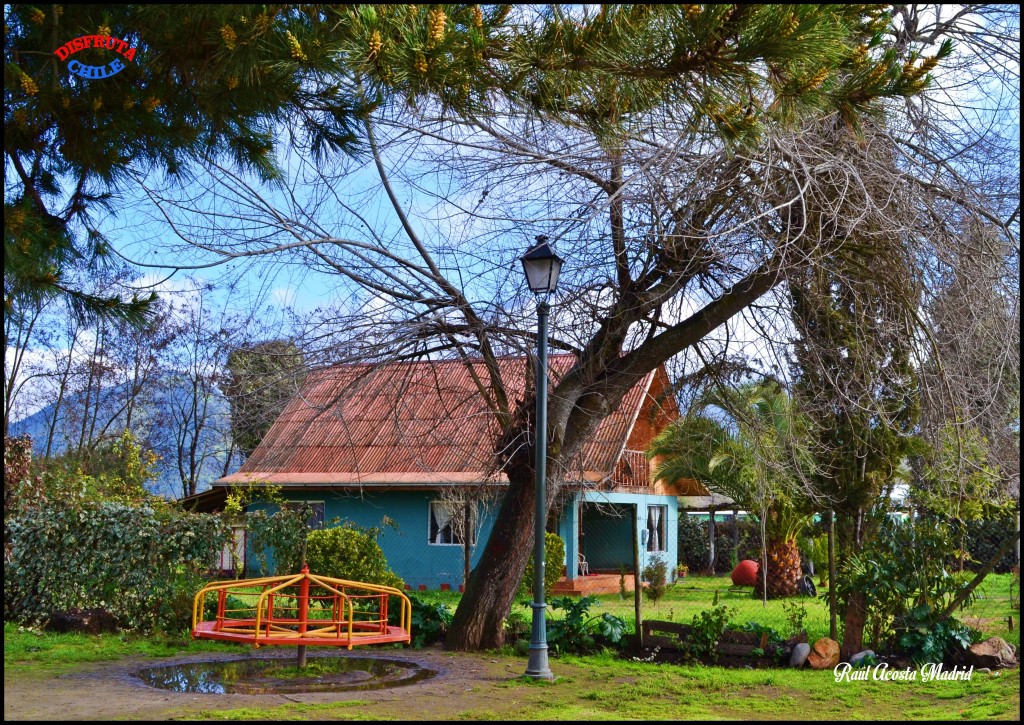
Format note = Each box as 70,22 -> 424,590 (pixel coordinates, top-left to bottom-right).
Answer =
5,502 -> 228,633
304,523 -> 404,590
681,593 -> 736,663
503,607 -> 531,642
517,532 -> 565,601
679,517 -> 762,574
404,594 -> 452,648
897,604 -> 979,665
836,517 -> 977,657
642,555 -> 669,604
678,516 -> 709,573
782,599 -> 808,637
546,595 -> 626,654
245,504 -> 311,576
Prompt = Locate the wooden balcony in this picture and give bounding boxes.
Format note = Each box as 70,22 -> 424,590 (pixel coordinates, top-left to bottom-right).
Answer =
610,449 -> 652,490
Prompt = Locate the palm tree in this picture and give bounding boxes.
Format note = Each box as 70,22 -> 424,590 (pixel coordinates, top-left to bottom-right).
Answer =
649,380 -> 814,598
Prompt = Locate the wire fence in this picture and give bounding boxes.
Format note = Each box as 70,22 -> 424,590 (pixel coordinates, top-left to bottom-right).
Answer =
262,504 -> 1020,651
575,514 -> 1021,650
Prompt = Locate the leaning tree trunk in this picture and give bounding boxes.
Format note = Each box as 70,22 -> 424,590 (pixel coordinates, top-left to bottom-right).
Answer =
446,463 -> 539,650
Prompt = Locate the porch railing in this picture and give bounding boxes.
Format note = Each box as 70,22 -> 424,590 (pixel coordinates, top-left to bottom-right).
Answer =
610,449 -> 652,489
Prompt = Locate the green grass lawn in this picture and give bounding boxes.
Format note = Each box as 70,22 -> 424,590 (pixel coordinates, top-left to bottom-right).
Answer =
499,572 -> 1019,648
4,624 -> 1019,721
4,573 -> 1018,720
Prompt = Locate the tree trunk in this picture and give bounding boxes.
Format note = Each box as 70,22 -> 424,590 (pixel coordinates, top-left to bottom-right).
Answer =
446,466 -> 537,650
939,530 -> 1020,621
463,501 -> 472,589
841,590 -> 867,659
828,509 -> 837,640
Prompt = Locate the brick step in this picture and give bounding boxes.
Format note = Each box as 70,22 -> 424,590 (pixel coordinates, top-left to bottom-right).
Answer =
550,573 -> 637,596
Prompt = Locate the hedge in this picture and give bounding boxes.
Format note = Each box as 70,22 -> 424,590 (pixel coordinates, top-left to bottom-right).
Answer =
5,502 -> 228,632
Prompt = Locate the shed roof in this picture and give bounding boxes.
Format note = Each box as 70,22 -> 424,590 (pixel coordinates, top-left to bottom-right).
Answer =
218,355 -> 672,488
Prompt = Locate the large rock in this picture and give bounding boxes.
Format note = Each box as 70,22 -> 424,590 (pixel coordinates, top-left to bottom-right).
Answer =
807,637 -> 841,670
790,642 -> 811,668
849,650 -> 876,667
46,607 -> 118,635
731,559 -> 759,587
965,637 -> 1017,669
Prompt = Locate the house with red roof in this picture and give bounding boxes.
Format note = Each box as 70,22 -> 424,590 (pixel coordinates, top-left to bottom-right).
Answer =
185,355 -> 698,592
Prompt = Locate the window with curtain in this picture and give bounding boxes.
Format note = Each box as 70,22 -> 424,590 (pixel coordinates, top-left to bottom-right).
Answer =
646,505 -> 667,552
283,501 -> 325,529
428,501 -> 475,545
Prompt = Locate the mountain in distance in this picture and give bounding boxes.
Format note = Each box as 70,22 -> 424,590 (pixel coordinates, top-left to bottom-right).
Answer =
9,373 -> 243,500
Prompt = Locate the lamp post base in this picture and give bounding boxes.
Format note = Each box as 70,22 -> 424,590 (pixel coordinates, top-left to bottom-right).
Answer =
524,602 -> 554,680
524,646 -> 554,680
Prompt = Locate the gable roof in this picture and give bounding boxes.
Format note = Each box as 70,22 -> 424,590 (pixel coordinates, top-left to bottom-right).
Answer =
218,355 -> 677,489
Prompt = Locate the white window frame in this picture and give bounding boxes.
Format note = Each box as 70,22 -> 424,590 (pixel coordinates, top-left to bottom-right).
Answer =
428,500 -> 476,546
646,504 -> 667,553
218,524 -> 246,574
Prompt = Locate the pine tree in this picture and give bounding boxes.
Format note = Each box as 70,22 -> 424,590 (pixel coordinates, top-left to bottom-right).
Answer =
6,4 -> 941,327
4,5 -> 362,323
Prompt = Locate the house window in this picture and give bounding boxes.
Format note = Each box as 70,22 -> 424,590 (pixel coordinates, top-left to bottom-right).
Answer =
218,525 -> 246,574
646,505 -> 667,552
284,501 -> 325,529
429,501 -> 476,546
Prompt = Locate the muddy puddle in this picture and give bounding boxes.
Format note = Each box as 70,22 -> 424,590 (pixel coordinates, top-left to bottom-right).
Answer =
135,656 -> 437,694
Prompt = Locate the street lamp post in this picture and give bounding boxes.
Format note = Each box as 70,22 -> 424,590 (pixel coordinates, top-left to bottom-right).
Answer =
520,235 -> 563,681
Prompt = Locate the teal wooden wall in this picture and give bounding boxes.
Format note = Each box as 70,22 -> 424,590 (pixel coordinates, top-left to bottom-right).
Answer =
247,488 -> 678,590
247,490 -> 498,589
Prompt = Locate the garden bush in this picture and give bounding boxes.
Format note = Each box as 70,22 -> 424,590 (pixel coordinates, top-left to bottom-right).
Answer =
678,516 -> 710,573
243,504 -> 313,576
517,531 -> 565,601
5,502 -> 228,632
678,516 -> 762,574
642,555 -> 669,604
545,595 -> 626,654
304,522 -> 404,590
836,517 -> 978,661
403,594 -> 452,648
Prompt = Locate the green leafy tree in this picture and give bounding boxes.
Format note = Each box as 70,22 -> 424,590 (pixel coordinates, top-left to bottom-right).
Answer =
225,340 -> 307,458
836,518 -> 977,663
32,428 -> 161,507
4,4 -> 365,323
912,420 -> 1004,570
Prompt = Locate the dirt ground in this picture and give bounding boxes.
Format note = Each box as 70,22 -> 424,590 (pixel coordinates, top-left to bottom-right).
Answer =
3,646 -> 532,721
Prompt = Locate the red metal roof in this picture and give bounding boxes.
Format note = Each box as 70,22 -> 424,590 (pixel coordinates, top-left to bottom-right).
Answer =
219,355 -> 667,487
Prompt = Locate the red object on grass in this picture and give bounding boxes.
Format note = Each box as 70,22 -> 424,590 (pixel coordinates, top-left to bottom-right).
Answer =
731,559 -> 760,587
